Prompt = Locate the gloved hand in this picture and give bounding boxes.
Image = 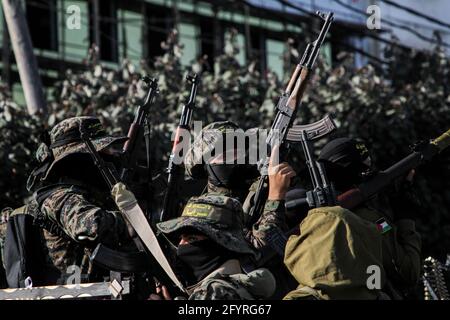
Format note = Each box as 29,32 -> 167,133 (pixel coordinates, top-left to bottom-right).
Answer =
111,182 -> 138,238
111,182 -> 138,211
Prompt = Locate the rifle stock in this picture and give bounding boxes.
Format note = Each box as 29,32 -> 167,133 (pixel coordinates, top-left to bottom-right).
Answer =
287,68 -> 311,110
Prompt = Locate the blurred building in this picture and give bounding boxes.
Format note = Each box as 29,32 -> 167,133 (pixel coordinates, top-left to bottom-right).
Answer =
1,0 -> 448,105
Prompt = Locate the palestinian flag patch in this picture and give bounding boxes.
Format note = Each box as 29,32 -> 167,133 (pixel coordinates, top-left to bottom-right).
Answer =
375,218 -> 392,234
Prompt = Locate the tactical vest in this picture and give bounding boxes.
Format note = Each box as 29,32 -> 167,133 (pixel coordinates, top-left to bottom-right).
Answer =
3,184 -> 77,288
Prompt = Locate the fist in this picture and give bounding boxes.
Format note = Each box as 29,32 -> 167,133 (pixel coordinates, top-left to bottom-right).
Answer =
267,146 -> 296,200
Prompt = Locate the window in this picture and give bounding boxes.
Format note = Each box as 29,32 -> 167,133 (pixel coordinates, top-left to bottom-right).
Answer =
178,22 -> 199,66
146,5 -> 171,58
89,0 -> 118,62
266,39 -> 284,79
26,0 -> 58,51
250,28 -> 266,73
199,17 -> 217,70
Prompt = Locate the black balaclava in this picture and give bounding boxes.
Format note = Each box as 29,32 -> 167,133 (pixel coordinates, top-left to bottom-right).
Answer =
176,239 -> 232,286
318,137 -> 372,191
205,163 -> 259,200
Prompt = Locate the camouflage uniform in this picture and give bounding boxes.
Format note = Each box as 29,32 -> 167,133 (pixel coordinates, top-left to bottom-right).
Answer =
37,184 -> 131,279
156,193 -> 276,300
0,208 -> 8,262
0,208 -> 8,288
184,121 -> 288,250
187,260 -> 276,300
9,117 -> 132,284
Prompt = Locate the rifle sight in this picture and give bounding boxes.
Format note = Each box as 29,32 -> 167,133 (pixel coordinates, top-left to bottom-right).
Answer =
186,73 -> 200,84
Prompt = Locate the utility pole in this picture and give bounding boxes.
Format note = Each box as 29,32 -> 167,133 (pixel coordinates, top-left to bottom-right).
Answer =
1,0 -> 47,115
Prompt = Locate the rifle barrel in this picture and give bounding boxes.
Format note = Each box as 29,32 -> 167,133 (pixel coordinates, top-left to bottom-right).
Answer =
338,129 -> 450,209
432,128 -> 450,152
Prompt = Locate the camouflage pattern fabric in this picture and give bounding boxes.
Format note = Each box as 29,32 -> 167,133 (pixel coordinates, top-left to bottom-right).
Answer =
157,193 -> 256,259
246,200 -> 288,251
0,208 -> 10,271
188,260 -> 276,300
206,182 -> 233,196
184,121 -> 240,179
36,184 -> 132,281
8,116 -> 133,282
40,116 -> 127,180
2,28 -> 450,264
187,181 -> 288,253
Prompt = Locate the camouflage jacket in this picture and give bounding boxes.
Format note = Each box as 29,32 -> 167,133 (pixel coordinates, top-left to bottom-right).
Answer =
0,209 -> 8,288
36,183 -> 132,282
187,259 -> 275,300
0,208 -> 8,264
246,200 -> 287,251
206,183 -> 288,251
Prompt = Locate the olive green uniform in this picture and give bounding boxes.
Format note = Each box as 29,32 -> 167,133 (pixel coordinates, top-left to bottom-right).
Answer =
284,206 -> 389,300
354,204 -> 421,296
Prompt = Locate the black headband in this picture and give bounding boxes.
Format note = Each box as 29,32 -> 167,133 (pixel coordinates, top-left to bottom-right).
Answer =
50,127 -> 107,149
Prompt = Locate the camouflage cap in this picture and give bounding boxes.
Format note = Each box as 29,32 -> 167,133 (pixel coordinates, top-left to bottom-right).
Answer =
41,116 -> 127,180
184,121 -> 240,178
156,193 -> 257,258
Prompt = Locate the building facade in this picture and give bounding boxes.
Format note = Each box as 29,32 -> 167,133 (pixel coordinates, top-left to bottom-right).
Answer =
6,0 -> 444,105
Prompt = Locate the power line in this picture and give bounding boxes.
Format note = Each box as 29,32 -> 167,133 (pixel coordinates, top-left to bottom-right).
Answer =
279,0 -> 429,53
380,0 -> 450,30
333,0 -> 450,49
28,0 -> 389,69
269,0 -> 390,64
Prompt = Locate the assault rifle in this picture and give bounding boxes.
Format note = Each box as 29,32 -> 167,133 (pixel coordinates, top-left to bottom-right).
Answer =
79,123 -> 186,297
246,11 -> 335,228
120,77 -> 158,218
337,129 -> 450,210
159,74 -> 200,222
285,128 -> 450,212
255,131 -> 450,265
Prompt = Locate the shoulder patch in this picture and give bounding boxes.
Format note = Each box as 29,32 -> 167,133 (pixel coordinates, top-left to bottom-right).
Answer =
375,217 -> 392,234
